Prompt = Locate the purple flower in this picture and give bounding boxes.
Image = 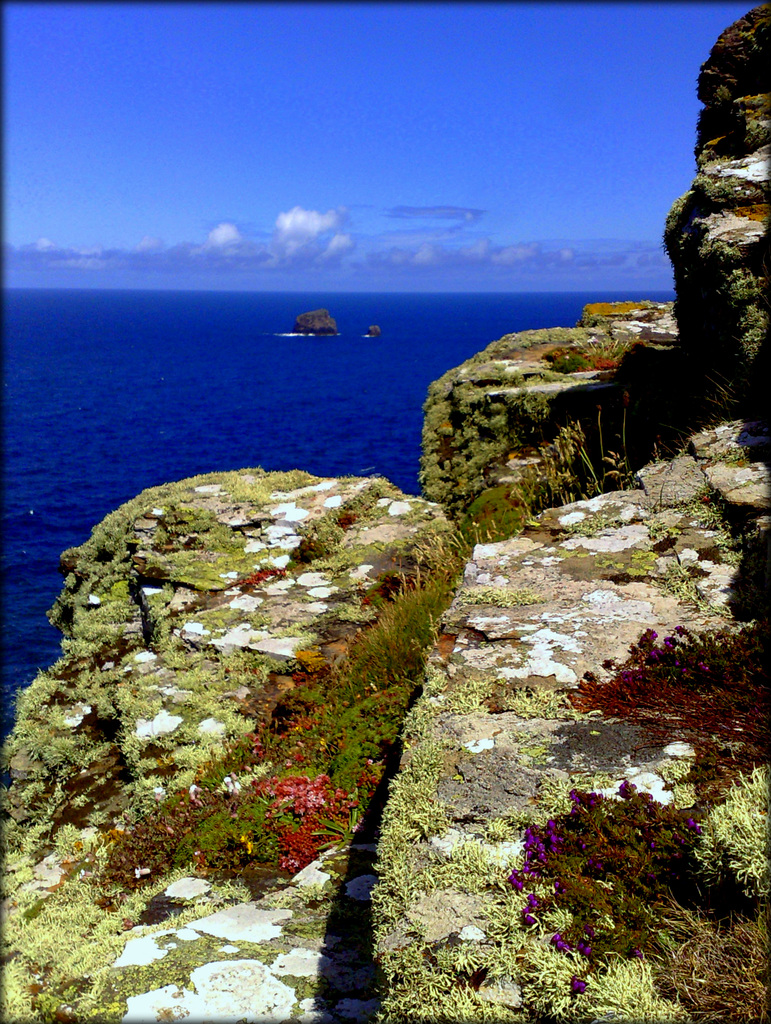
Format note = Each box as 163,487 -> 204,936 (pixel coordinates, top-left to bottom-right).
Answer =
571,976 -> 587,994
649,631 -> 658,640
674,625 -> 686,635
526,893 -> 539,907
523,913 -> 536,926
577,941 -> 592,957
555,880 -> 567,894
584,924 -> 595,938
631,948 -> 644,959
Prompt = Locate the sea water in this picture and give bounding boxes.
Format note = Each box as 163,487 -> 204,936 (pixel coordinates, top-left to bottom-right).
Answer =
1,288 -> 674,734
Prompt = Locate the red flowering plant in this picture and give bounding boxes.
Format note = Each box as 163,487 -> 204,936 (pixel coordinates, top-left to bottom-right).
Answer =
253,772 -> 360,872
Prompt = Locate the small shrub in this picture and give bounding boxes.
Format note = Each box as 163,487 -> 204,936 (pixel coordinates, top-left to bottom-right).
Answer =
570,622 -> 770,783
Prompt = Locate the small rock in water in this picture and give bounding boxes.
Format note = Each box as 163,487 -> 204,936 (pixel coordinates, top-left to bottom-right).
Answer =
293,309 -> 338,335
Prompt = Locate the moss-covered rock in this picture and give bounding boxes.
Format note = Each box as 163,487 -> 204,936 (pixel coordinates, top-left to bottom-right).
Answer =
2,468 -> 453,853
420,302 -> 683,517
664,4 -> 770,414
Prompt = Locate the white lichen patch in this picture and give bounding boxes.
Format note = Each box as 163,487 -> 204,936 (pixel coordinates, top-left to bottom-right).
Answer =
270,502 -> 310,522
296,572 -> 331,588
561,523 -> 649,552
164,877 -> 211,900
192,903 -> 293,944
581,590 -> 655,622
464,737 -> 495,754
272,947 -> 333,976
182,621 -> 210,636
388,500 -> 412,516
113,930 -> 175,968
292,860 -> 331,887
134,710 -> 183,740
662,741 -> 695,758
197,718 -> 226,737
62,703 -> 92,728
228,594 -> 264,612
122,960 -> 297,1024
252,636 -> 306,660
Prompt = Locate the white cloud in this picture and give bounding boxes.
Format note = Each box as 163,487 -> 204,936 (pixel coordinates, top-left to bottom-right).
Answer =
205,222 -> 244,248
412,243 -> 441,266
491,243 -> 540,265
458,238 -> 491,260
34,237 -> 56,251
136,235 -> 164,251
320,232 -> 355,260
272,206 -> 347,258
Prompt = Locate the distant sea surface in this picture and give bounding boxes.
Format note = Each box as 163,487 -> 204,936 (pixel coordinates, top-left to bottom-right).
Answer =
2,288 -> 674,735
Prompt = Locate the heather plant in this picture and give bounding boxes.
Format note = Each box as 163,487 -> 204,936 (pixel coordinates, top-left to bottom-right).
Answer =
570,621 -> 770,781
507,781 -> 703,986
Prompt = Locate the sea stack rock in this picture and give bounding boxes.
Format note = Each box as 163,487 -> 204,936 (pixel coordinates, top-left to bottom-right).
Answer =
366,325 -> 381,337
293,308 -> 338,335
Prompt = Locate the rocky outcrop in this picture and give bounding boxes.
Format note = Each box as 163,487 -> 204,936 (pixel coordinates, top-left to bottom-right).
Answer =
420,301 -> 683,516
366,325 -> 381,338
3,469 -> 450,838
293,309 -> 338,335
373,419 -> 769,1022
664,4 -> 770,413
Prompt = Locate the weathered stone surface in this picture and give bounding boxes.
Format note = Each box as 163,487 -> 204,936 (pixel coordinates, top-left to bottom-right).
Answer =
664,5 -> 770,411
373,420 -> 768,1020
420,302 -> 681,511
294,308 -> 338,335
636,455 -> 708,506
3,469 -> 450,837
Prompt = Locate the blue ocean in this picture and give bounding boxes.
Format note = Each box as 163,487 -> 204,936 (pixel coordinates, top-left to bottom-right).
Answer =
2,288 -> 674,735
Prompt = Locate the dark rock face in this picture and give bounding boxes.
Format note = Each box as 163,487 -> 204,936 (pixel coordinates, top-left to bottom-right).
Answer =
664,4 -> 770,414
366,325 -> 381,337
293,308 -> 338,335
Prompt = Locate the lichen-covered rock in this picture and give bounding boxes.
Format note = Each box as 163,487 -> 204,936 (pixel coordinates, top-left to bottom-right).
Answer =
372,422 -> 769,1022
2,468 -> 450,842
293,309 -> 338,335
3,837 -> 383,1024
420,301 -> 681,513
664,5 -> 770,412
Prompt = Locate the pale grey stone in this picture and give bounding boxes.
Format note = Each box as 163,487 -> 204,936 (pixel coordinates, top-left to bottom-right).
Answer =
293,859 -> 331,887
637,455 -> 707,506
272,946 -> 333,976
134,710 -> 183,739
163,877 -> 211,900
192,903 -> 292,943
197,718 -> 226,736
122,960 -> 296,1023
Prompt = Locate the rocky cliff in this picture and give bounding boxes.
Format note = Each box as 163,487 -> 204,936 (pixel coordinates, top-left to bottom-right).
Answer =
2,9 -> 769,1024
664,3 -> 770,413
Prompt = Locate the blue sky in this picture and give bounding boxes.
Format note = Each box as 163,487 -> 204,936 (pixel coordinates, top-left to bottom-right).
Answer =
4,1 -> 753,292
